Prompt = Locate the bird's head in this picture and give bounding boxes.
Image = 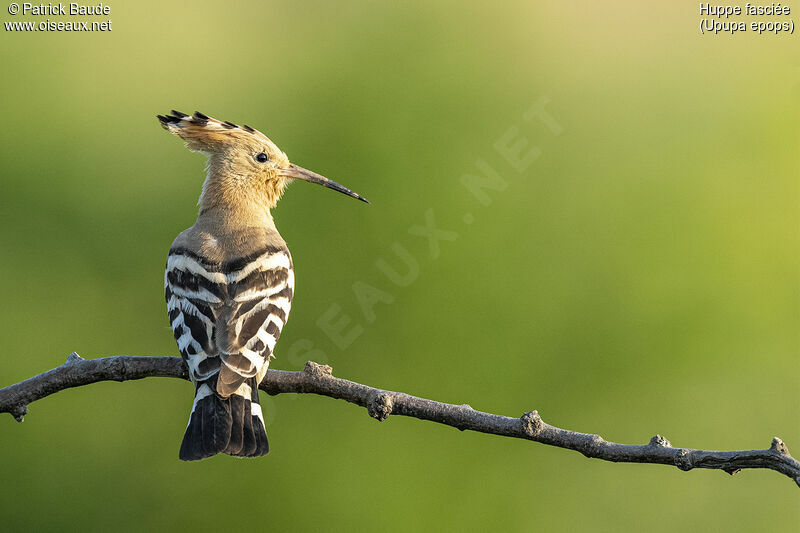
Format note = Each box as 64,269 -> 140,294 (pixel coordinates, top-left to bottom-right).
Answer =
158,110 -> 368,213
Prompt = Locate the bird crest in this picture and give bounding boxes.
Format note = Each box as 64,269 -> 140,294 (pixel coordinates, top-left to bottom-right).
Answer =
157,110 -> 284,158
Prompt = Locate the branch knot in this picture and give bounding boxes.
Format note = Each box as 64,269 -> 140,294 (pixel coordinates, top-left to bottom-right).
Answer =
11,404 -> 27,423
770,437 -> 789,456
304,361 -> 333,379
580,434 -> 608,457
521,410 -> 543,438
649,434 -> 672,448
368,392 -> 393,421
675,449 -> 695,471
65,352 -> 84,365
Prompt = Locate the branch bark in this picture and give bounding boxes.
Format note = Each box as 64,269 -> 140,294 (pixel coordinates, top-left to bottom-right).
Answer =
2,353 -> 798,487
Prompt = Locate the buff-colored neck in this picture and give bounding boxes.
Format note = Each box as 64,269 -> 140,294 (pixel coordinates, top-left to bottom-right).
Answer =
197,154 -> 284,231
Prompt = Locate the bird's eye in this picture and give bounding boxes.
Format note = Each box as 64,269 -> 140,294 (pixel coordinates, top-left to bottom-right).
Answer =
256,153 -> 269,163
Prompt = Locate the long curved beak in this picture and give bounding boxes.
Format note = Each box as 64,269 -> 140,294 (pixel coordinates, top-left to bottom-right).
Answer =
279,163 -> 369,204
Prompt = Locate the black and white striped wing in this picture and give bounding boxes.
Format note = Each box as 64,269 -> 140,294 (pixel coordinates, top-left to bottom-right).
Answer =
217,250 -> 294,390
165,247 -> 294,389
165,256 -> 223,383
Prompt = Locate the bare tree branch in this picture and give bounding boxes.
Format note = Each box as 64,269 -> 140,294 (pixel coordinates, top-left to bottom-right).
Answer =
2,353 -> 798,487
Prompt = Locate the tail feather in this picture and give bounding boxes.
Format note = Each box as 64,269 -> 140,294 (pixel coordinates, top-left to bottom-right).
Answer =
201,393 -> 232,454
179,405 -> 204,460
230,378 -> 269,457
252,406 -> 269,456
248,377 -> 269,457
231,399 -> 257,457
180,378 -> 269,461
226,395 -> 246,456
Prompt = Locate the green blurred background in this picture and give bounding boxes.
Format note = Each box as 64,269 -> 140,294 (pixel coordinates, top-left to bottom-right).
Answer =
1,1 -> 798,531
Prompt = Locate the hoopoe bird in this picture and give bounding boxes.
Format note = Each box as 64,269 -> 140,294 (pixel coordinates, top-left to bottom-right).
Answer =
158,110 -> 368,461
